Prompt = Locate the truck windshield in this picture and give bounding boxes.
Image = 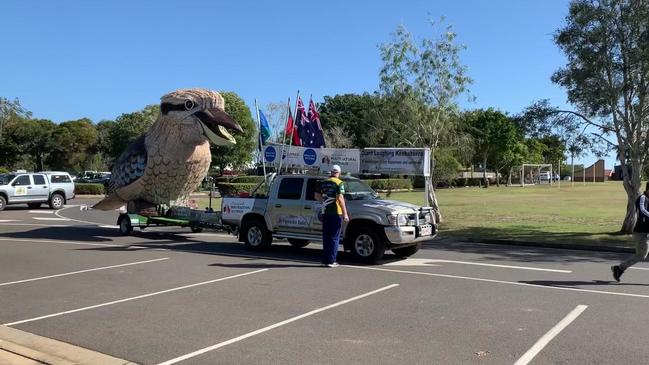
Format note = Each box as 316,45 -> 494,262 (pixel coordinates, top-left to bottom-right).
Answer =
343,179 -> 378,200
0,174 -> 16,185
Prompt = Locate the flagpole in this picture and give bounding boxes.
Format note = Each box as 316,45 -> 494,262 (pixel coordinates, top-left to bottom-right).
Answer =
254,99 -> 268,185
285,90 -> 300,174
277,97 -> 291,175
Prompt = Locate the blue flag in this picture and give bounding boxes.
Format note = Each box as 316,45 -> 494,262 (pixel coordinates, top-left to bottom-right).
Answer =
258,109 -> 271,150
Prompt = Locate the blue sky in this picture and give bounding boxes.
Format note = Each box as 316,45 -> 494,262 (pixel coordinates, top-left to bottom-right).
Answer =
0,0 -> 612,167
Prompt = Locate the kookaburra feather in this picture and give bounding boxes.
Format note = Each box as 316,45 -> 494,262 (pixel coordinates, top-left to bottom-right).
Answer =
93,88 -> 242,211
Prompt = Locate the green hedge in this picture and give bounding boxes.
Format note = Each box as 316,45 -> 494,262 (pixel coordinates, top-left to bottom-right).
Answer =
230,176 -> 265,184
217,183 -> 258,196
362,178 -> 412,191
75,183 -> 105,195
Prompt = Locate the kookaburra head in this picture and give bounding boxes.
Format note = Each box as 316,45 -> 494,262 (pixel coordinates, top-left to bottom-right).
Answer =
158,88 -> 243,146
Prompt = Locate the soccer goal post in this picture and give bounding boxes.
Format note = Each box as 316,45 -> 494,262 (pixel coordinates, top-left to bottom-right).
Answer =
514,164 -> 554,187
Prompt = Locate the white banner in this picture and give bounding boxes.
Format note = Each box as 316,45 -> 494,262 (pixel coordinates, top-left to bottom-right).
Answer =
262,145 -> 429,176
262,145 -> 360,174
360,148 -> 430,176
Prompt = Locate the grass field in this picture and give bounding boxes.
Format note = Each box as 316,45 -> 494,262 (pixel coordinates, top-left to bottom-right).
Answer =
193,181 -> 634,248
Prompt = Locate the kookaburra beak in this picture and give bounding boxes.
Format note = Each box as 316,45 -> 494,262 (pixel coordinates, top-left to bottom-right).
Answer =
195,108 -> 243,145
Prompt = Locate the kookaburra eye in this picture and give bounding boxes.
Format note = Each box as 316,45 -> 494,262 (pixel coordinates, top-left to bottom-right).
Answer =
184,100 -> 195,110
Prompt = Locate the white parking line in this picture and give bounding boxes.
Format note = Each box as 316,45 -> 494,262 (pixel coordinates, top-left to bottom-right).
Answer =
54,206 -> 103,225
344,265 -> 649,299
29,210 -> 54,214
0,237 -> 123,248
0,258 -> 170,287
3,269 -> 268,326
33,217 -> 69,221
0,220 -> 19,223
157,284 -> 399,365
514,305 -> 588,365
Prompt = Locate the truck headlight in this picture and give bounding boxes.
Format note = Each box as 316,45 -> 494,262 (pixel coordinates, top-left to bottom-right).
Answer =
387,214 -> 409,226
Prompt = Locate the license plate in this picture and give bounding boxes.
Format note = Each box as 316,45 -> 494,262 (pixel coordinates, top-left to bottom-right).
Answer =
419,225 -> 432,236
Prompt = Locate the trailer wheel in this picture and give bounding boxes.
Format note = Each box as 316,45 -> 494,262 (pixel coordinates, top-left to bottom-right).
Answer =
392,243 -> 421,258
118,215 -> 133,236
349,227 -> 385,264
288,239 -> 309,248
241,218 -> 272,250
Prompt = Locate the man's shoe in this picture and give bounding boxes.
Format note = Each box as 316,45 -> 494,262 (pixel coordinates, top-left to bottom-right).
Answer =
611,265 -> 624,282
326,262 -> 340,268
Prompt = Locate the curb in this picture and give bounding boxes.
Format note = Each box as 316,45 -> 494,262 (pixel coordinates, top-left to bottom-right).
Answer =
447,237 -> 634,254
0,326 -> 137,365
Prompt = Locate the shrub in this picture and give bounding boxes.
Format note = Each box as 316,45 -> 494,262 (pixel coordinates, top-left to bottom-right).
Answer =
362,178 -> 412,191
217,183 -> 258,196
230,175 -> 265,184
75,183 -> 105,195
0,167 -> 9,174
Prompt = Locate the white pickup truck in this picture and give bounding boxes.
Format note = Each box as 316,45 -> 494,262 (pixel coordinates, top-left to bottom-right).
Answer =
0,171 -> 75,211
221,174 -> 437,263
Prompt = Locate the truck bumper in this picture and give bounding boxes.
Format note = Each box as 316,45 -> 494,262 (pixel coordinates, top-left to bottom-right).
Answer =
384,225 -> 437,245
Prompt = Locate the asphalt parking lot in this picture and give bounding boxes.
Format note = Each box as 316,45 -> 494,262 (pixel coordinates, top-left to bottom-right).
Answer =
2,201 -> 649,364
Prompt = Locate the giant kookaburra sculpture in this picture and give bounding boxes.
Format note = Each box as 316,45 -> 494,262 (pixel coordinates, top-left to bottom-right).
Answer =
93,88 -> 242,212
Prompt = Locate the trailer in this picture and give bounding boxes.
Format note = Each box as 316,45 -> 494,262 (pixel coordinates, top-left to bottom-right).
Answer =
116,205 -> 236,236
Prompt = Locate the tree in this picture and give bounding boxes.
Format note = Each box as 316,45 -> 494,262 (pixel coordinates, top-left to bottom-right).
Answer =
8,119 -> 57,171
319,93 -> 395,148
379,20 -> 473,221
0,98 -> 31,169
46,118 -> 98,172
108,105 -> 159,159
550,0 -> 649,232
211,91 -> 256,174
465,109 -> 519,187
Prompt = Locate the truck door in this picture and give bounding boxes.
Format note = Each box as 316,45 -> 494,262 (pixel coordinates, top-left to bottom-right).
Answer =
305,178 -> 323,234
30,174 -> 49,201
10,175 -> 33,202
268,177 -> 310,233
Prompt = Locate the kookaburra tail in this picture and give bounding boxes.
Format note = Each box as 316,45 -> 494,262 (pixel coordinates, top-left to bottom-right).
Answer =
93,89 -> 243,211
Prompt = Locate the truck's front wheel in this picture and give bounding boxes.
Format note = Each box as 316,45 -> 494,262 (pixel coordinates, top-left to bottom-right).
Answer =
0,196 -> 6,212
349,227 -> 385,264
242,218 -> 272,250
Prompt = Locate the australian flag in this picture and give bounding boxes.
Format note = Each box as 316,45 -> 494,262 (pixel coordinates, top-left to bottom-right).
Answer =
308,97 -> 326,148
297,96 -> 325,148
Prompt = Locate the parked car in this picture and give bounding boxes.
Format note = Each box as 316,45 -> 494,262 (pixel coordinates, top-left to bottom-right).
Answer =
221,174 -> 437,263
0,171 -> 75,211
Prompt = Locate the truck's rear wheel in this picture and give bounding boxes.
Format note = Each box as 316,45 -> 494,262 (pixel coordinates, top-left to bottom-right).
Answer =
242,218 -> 272,250
288,239 -> 309,248
392,243 -> 421,258
349,227 -> 385,264
49,193 -> 65,209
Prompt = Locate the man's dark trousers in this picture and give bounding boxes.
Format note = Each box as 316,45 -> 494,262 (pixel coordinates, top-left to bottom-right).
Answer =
322,214 -> 343,264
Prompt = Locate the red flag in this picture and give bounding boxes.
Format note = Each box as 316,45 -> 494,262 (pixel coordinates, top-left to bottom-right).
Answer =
284,102 -> 301,146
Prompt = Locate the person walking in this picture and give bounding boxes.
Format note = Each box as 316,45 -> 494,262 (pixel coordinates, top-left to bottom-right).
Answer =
612,183 -> 649,281
315,165 -> 349,268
